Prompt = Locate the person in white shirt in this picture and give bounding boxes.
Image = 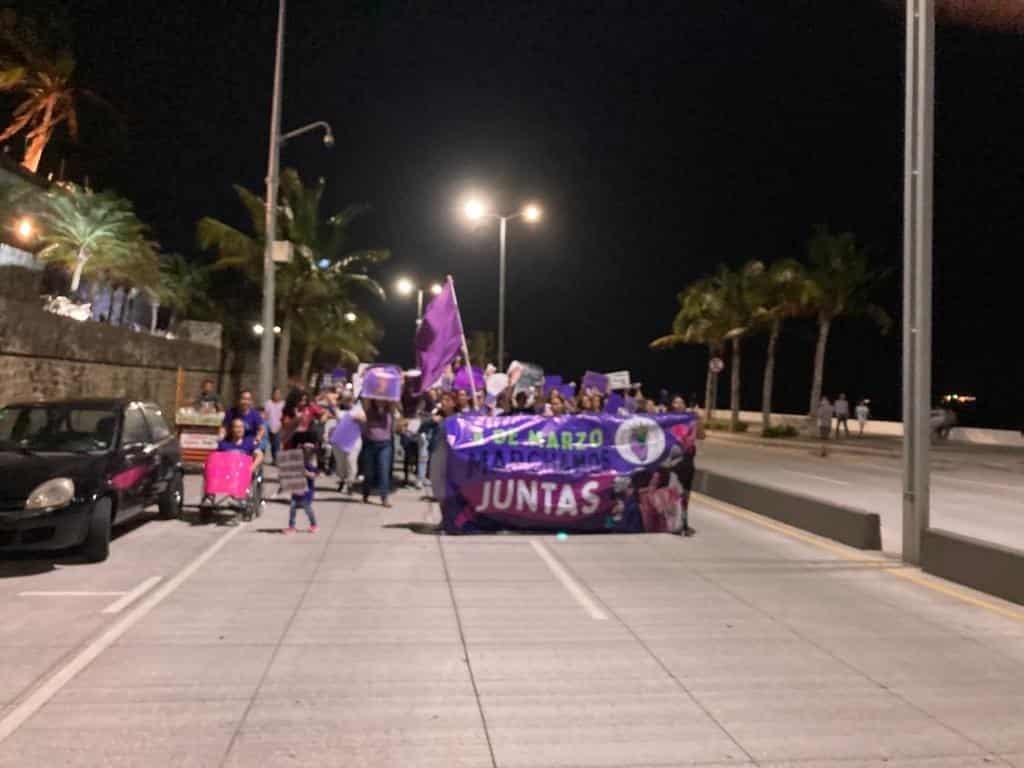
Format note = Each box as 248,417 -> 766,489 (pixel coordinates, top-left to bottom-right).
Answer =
263,387 -> 285,464
855,399 -> 870,436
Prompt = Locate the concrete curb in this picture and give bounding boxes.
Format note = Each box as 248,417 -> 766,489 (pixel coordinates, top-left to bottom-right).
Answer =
922,528 -> 1024,606
693,468 -> 882,550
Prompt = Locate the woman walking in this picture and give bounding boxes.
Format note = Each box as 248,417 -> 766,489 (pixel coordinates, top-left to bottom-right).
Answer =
354,397 -> 396,507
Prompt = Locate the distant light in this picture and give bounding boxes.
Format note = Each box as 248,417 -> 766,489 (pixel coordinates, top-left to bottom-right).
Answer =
15,217 -> 34,241
395,277 -> 415,296
523,204 -> 542,223
317,258 -> 329,269
463,198 -> 488,221
430,282 -> 443,296
344,311 -> 357,323
556,532 -> 568,541
253,323 -> 264,336
273,325 -> 281,335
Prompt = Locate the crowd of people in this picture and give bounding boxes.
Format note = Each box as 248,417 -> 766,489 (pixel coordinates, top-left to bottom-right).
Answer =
189,373 -> 699,529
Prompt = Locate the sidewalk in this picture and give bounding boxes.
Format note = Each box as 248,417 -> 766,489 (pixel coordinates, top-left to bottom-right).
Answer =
1,482 -> 1022,766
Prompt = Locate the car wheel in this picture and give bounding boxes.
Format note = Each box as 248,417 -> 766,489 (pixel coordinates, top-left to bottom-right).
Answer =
158,471 -> 184,520
82,498 -> 112,563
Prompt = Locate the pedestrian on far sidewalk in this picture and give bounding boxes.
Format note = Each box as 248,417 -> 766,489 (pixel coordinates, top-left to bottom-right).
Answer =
855,399 -> 870,436
285,444 -> 319,534
817,396 -> 834,457
263,387 -> 285,464
834,393 -> 850,438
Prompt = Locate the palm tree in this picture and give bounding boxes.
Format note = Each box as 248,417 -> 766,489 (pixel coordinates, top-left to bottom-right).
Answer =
651,277 -> 734,422
157,253 -> 210,332
711,262 -> 764,431
35,184 -> 157,294
803,228 -> 892,415
0,11 -> 98,173
294,302 -> 380,384
198,168 -> 388,384
748,258 -> 809,432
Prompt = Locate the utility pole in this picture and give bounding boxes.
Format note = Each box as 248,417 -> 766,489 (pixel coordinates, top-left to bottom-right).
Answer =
902,0 -> 934,564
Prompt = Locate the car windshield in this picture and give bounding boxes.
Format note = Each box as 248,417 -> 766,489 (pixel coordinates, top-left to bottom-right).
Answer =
0,405 -> 119,454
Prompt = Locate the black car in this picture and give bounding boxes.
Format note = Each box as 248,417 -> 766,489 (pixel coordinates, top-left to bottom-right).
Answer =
0,398 -> 184,562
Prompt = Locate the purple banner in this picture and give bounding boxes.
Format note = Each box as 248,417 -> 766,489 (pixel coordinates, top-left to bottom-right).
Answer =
441,412 -> 697,534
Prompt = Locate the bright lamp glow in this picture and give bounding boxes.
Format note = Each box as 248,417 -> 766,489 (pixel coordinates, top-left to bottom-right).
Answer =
523,204 -> 542,222
463,198 -> 487,221
430,283 -> 443,296
395,277 -> 415,296
15,217 -> 34,241
344,311 -> 357,323
253,323 -> 264,336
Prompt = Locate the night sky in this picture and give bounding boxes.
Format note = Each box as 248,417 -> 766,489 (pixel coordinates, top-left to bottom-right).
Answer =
19,1 -> 1024,427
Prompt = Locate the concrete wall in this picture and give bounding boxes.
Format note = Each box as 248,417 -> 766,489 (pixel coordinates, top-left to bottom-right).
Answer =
0,294 -> 224,420
922,528 -> 1024,607
730,409 -> 1022,448
692,468 -> 883,550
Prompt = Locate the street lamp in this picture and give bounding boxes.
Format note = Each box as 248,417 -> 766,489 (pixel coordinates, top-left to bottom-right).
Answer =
259,0 -> 335,404
460,197 -> 543,370
395,277 -> 443,328
344,311 -> 357,324
253,323 -> 281,336
14,217 -> 34,242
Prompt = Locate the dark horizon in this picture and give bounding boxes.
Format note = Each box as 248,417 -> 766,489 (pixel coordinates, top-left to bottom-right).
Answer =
11,1 -> 1024,428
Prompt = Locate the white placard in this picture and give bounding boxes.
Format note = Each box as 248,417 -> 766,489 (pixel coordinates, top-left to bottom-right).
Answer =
605,370 -> 631,390
277,449 -> 310,495
179,432 -> 219,450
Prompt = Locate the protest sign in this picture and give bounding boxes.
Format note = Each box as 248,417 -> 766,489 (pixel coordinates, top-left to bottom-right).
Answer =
508,361 -> 544,394
439,412 -> 697,534
604,392 -> 625,414
486,373 -> 509,396
277,449 -> 310,496
581,370 -> 609,394
329,412 -> 362,452
543,375 -> 563,395
605,370 -> 631,390
453,366 -> 485,392
359,364 -> 402,402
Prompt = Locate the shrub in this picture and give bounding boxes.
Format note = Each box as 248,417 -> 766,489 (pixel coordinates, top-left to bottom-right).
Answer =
705,419 -> 749,433
762,424 -> 799,438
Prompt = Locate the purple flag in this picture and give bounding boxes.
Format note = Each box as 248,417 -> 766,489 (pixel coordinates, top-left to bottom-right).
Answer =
416,279 -> 465,393
453,366 -> 485,392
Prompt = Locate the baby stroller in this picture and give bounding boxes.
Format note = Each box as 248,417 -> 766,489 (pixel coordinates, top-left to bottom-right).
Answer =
198,451 -> 264,524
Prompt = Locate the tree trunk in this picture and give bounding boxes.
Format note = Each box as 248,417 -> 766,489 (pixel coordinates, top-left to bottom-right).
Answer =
809,313 -> 832,415
730,335 -> 741,431
22,105 -> 54,174
275,307 -> 293,388
69,248 -> 89,294
299,343 -> 316,386
149,301 -> 159,334
762,318 -> 781,433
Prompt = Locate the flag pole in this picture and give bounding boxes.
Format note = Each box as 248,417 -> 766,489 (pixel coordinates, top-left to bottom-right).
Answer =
447,275 -> 479,407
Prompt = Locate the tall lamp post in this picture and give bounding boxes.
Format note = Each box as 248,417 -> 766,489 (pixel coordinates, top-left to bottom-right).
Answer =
902,0 -> 934,565
259,0 -> 336,404
461,198 -> 542,370
395,277 -> 443,328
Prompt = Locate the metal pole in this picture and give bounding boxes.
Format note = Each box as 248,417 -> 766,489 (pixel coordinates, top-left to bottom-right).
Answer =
497,216 -> 507,371
416,288 -> 424,328
259,0 -> 285,404
901,0 -> 934,564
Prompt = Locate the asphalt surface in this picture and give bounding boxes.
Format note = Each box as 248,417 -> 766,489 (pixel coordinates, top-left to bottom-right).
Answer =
0,472 -> 1022,766
698,434 -> 1024,554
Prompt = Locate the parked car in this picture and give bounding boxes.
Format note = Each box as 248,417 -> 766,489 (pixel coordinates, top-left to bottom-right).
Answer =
0,398 -> 183,562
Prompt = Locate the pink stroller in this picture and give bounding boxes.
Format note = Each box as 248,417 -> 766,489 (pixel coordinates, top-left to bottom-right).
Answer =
198,451 -> 263,523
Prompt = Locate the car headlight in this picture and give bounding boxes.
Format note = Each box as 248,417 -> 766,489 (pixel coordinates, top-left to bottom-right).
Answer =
25,478 -> 75,511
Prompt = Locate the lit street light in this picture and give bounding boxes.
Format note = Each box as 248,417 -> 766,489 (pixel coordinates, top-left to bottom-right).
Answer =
395,277 -> 443,328
259,0 -> 335,404
253,323 -> 281,336
460,196 -> 543,370
344,311 -> 357,323
14,217 -> 34,242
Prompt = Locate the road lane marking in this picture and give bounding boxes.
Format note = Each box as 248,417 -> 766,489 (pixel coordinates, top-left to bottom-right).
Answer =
781,469 -> 850,486
529,540 -> 608,620
692,492 -> 1024,624
18,591 -> 126,597
101,576 -> 162,614
941,476 -> 1023,493
0,523 -> 245,744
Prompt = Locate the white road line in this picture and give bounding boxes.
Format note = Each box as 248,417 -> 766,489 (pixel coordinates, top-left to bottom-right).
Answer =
18,591 -> 126,598
940,476 -> 1023,493
529,540 -> 608,621
101,576 -> 162,614
0,523 -> 245,745
781,469 -> 850,486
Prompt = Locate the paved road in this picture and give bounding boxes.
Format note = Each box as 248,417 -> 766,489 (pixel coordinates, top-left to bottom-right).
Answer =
698,435 -> 1024,554
0,475 -> 1023,766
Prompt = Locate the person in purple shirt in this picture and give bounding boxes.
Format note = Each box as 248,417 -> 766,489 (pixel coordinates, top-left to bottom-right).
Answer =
217,418 -> 264,473
353,398 -> 396,507
220,389 -> 265,443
